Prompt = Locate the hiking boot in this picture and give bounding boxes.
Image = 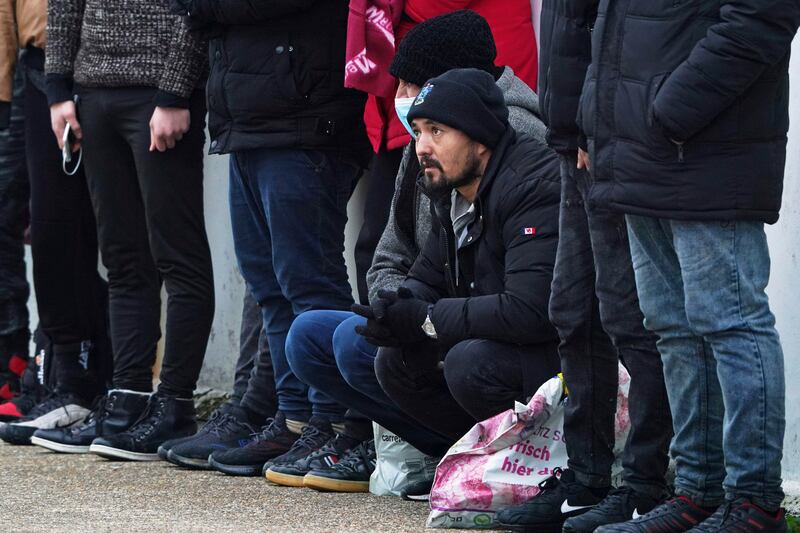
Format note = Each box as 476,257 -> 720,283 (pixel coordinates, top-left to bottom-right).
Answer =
208,412 -> 297,477
166,407 -> 257,469
89,394 -> 197,461
0,393 -> 90,445
303,439 -> 376,493
495,468 -> 607,532
0,392 -> 39,422
563,486 -> 666,532
265,429 -> 356,487
686,499 -> 786,532
30,390 -> 149,453
263,417 -> 335,486
595,496 -> 714,532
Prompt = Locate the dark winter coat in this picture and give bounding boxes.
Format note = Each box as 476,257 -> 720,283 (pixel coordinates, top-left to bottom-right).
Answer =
580,0 -> 800,224
402,127 -> 561,347
537,0 -> 595,153
189,0 -> 370,156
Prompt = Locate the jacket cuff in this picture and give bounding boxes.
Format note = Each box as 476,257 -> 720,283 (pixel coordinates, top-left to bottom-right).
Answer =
153,90 -> 191,109
0,102 -> 9,130
46,74 -> 75,106
577,134 -> 588,152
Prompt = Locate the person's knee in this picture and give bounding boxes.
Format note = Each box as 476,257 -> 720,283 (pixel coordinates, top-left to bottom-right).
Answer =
333,315 -> 371,386
374,347 -> 406,399
443,340 -> 483,401
285,310 -> 329,382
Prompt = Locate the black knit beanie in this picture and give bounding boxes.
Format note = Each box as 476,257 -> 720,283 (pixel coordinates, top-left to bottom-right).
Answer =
390,10 -> 501,87
406,68 -> 509,149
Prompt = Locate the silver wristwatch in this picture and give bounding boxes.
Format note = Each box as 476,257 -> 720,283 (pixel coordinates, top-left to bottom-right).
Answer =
421,305 -> 437,339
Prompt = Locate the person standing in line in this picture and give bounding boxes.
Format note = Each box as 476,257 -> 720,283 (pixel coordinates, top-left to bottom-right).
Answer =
584,1 -> 797,532
496,0 -> 673,530
168,0 -> 372,478
44,0 -> 215,461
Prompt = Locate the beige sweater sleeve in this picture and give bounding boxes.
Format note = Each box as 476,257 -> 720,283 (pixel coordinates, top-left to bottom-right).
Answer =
0,0 -> 19,103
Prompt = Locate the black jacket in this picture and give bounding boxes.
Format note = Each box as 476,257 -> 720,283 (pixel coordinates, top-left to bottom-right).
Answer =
403,129 -> 561,347
190,0 -> 369,156
580,0 -> 800,224
538,0 -> 596,153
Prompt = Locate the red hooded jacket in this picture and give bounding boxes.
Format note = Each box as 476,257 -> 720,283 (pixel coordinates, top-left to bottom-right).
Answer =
363,0 -> 539,153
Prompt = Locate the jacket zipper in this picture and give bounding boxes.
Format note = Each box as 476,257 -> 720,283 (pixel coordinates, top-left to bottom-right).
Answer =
671,139 -> 685,163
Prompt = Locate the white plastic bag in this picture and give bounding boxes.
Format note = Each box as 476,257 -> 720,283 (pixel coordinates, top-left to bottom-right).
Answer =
369,422 -> 439,496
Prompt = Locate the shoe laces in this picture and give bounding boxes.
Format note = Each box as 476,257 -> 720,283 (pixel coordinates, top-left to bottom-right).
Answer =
207,412 -> 251,438
129,396 -> 168,441
303,435 -> 339,461
593,486 -> 635,514
27,391 -> 72,418
332,441 -> 374,472
537,467 -> 564,493
288,424 -> 327,453
73,394 -> 112,431
251,417 -> 280,443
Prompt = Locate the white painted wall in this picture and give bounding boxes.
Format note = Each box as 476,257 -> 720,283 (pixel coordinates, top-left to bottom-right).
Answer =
766,36 -> 800,484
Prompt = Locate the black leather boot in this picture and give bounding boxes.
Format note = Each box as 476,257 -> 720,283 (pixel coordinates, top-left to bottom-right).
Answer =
30,389 -> 150,453
89,393 -> 197,461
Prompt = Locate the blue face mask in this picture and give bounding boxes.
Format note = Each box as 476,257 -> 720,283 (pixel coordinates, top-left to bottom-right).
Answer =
395,97 -> 417,137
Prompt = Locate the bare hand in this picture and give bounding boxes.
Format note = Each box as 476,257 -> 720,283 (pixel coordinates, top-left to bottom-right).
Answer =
50,100 -> 82,151
149,107 -> 190,152
577,148 -> 590,170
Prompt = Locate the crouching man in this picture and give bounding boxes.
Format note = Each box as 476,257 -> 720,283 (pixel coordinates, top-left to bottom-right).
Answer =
356,68 -> 561,446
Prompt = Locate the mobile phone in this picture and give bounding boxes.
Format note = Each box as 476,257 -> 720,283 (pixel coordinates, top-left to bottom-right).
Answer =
62,121 -> 75,163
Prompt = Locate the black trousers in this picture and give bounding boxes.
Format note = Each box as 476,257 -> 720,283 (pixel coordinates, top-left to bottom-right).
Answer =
77,86 -> 214,398
354,146 -> 404,304
375,338 -> 560,444
548,154 -> 672,496
231,289 -> 277,422
0,66 -> 29,358
22,50 -> 111,398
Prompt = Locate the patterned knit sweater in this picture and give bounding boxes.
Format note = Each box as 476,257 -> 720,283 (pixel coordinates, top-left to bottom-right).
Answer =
45,0 -> 207,106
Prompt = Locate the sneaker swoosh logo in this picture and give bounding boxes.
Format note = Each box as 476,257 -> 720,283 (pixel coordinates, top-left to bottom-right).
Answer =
561,501 -> 594,514
632,509 -> 642,520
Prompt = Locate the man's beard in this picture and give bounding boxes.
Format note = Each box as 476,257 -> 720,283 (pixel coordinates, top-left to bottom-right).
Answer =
420,147 -> 482,194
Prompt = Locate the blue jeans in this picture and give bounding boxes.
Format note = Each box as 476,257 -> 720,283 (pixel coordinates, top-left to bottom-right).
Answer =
285,310 -> 453,456
229,148 -> 360,422
626,216 -> 785,509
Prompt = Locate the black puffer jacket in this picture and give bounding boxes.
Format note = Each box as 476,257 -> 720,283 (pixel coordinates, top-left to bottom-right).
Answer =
538,0 -> 596,153
580,0 -> 800,224
189,0 -> 369,156
403,128 -> 561,347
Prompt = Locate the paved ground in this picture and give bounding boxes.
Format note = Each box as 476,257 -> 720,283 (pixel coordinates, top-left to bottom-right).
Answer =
0,441 -> 440,532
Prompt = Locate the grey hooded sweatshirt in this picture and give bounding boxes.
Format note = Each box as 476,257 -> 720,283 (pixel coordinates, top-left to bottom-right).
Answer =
366,67 -> 550,303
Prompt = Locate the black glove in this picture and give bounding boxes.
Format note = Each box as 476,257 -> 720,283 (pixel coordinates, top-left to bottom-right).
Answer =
352,303 -> 400,347
375,288 -> 430,343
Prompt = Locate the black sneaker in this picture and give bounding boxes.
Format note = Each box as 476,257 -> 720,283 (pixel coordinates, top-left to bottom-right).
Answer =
0,393 -> 90,445
208,412 -> 297,477
495,468 -> 607,532
157,403 -> 242,460
166,407 -> 257,469
265,430 -> 356,487
303,439 -> 376,493
563,486 -> 665,532
686,499 -> 786,532
595,496 -> 714,532
264,417 -> 335,486
30,390 -> 150,454
401,479 -> 435,502
89,394 -> 197,461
